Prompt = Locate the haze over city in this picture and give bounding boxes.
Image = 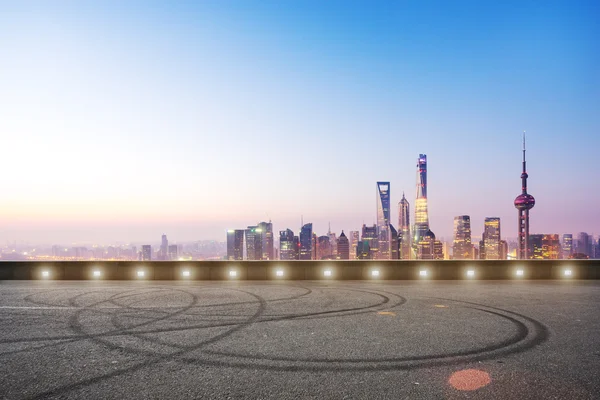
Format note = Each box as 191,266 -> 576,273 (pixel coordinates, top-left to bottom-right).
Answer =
1,1 -> 598,245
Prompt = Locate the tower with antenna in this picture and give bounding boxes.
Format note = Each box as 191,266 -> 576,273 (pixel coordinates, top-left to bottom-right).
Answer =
514,132 -> 535,259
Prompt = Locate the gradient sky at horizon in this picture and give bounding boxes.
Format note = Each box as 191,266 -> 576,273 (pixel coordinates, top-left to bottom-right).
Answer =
1,0 -> 599,245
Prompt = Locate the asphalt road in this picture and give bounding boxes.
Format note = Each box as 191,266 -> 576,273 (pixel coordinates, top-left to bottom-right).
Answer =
0,280 -> 599,399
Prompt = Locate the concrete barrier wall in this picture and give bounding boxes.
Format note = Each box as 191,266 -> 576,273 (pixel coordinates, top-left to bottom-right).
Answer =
0,260 -> 599,280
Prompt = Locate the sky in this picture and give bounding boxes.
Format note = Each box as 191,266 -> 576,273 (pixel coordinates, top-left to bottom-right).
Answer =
0,0 -> 599,245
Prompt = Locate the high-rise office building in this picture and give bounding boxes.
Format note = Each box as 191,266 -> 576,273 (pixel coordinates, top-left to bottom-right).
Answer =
337,231 -> 350,260
433,240 -> 444,260
159,234 -> 168,261
168,245 -> 178,261
413,154 -> 430,257
317,236 -> 332,260
245,226 -> 262,261
357,241 -> 371,259
416,229 -> 436,260
361,224 -> 378,258
500,240 -> 508,260
452,215 -> 472,259
257,221 -> 274,260
541,234 -> 560,259
299,223 -> 313,260
398,193 -> 411,260
390,224 -> 399,260
226,229 -> 244,260
482,217 -> 501,260
376,182 -> 391,259
349,231 -> 360,260
595,238 -> 600,260
279,229 -> 297,260
514,133 -> 535,259
530,234 -> 544,259
562,234 -> 573,259
312,232 -> 318,260
141,245 -> 152,261
576,232 -> 592,258
327,223 -> 337,258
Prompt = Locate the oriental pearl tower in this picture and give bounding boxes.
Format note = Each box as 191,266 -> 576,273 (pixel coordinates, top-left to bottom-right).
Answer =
514,132 -> 535,259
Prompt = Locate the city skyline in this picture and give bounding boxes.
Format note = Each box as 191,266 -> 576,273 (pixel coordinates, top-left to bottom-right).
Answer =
1,1 -> 599,244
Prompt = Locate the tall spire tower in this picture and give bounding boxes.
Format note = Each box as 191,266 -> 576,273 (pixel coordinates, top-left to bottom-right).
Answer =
413,154 -> 429,257
398,192 -> 411,259
514,132 -> 535,259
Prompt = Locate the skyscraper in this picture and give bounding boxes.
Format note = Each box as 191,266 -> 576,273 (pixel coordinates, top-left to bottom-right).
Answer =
141,245 -> 152,261
245,226 -> 262,261
482,217 -> 501,260
376,182 -> 391,259
349,231 -> 359,260
317,236 -> 332,260
299,223 -> 313,260
452,215 -> 472,259
542,234 -> 560,259
279,229 -> 297,260
576,232 -> 592,258
159,234 -> 168,261
168,245 -> 178,261
258,221 -> 274,260
530,234 -> 544,259
390,224 -> 399,260
562,234 -> 573,259
398,193 -> 411,260
337,231 -> 350,260
226,229 -> 244,260
361,224 -> 378,258
514,133 -> 535,259
413,154 -> 429,257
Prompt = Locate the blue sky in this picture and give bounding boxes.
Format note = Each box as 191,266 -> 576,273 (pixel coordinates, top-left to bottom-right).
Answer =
0,0 -> 598,244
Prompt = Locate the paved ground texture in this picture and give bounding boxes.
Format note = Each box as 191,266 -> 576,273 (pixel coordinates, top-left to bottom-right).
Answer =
0,281 -> 599,399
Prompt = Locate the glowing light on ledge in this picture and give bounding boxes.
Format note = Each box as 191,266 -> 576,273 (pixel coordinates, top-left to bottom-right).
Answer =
371,269 -> 380,277
323,269 -> 332,277
419,269 -> 428,277
466,269 -> 475,278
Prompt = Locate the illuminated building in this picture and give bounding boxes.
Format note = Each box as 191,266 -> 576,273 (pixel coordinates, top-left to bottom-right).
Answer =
514,133 -> 535,259
141,245 -> 152,261
413,154 -> 430,257
417,229 -> 436,260
357,241 -> 371,259
562,234 -> 573,258
258,221 -> 274,260
452,215 -> 472,259
226,230 -> 244,260
245,226 -> 262,260
312,232 -> 318,260
398,193 -> 411,259
317,236 -> 332,260
482,217 -> 501,260
336,231 -> 350,260
541,234 -> 560,259
299,223 -> 313,260
433,239 -> 444,260
390,224 -> 399,260
279,229 -> 297,260
376,182 -> 391,259
529,234 -> 544,259
361,224 -> 378,258
349,231 -> 359,260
